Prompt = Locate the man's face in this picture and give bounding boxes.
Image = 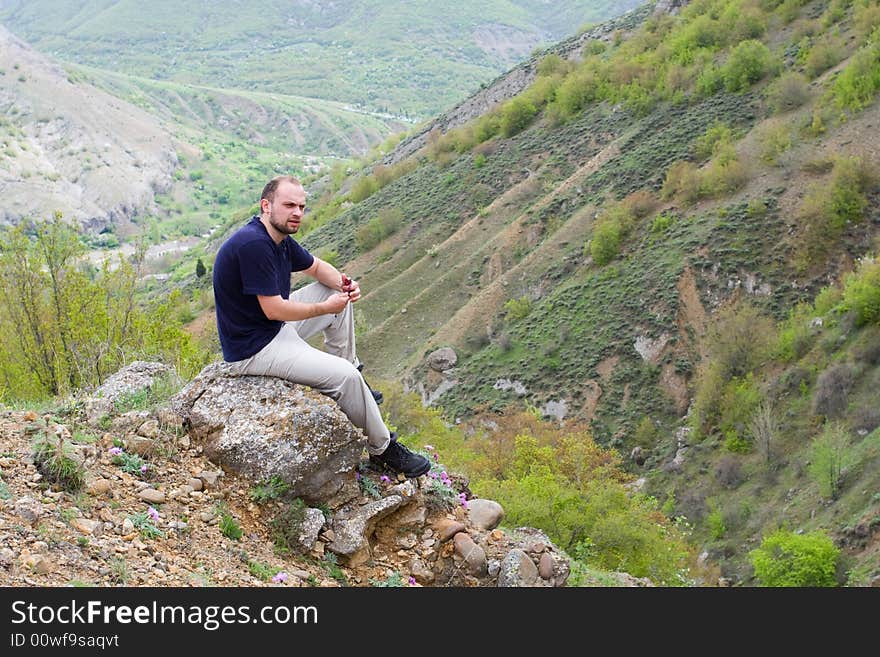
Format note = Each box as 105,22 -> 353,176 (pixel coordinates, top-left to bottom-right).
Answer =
264,181 -> 306,235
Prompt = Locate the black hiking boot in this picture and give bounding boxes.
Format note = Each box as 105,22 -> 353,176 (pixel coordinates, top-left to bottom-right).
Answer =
370,433 -> 431,478
357,363 -> 383,405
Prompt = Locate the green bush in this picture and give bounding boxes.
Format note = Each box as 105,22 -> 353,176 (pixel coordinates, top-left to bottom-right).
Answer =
590,218 -> 623,266
499,97 -> 537,137
503,297 -> 532,321
832,39 -> 880,111
355,207 -> 405,253
841,256 -> 880,326
721,40 -> 777,92
749,529 -> 840,586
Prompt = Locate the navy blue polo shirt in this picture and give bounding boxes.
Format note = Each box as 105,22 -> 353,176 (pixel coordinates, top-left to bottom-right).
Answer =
213,216 -> 314,361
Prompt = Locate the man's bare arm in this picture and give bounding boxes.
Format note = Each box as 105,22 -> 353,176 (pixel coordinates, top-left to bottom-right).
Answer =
257,293 -> 349,321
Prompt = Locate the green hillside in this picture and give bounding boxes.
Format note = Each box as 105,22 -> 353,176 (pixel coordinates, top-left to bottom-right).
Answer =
0,0 -> 642,116
284,0 -> 880,584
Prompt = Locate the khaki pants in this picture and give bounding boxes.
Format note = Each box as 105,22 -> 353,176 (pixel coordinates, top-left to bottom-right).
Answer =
226,282 -> 390,454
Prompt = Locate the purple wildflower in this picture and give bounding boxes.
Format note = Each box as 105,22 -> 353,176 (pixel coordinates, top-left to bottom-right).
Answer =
355,471 -> 361,481
428,472 -> 438,480
423,444 -> 434,451
433,453 -> 439,462
140,464 -> 148,474
271,572 -> 288,584
147,507 -> 160,521
380,475 -> 391,483
458,493 -> 468,508
408,575 -> 417,586
108,447 -> 123,456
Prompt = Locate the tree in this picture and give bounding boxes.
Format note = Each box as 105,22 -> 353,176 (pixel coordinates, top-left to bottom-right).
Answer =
195,258 -> 207,278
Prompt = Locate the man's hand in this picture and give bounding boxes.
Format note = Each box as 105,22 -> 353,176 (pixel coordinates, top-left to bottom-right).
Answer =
341,273 -> 361,302
323,292 -> 351,314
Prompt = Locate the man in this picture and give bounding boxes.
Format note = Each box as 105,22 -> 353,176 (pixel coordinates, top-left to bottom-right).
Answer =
212,175 -> 430,478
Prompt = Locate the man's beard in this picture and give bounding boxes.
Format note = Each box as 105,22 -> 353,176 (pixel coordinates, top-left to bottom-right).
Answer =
268,209 -> 299,234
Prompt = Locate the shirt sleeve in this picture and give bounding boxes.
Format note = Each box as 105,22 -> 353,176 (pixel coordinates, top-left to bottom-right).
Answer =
287,238 -> 315,272
239,239 -> 282,296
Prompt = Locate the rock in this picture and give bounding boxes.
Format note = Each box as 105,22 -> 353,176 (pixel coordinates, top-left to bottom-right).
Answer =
85,361 -> 176,423
70,518 -> 103,536
0,548 -> 14,568
467,498 -> 504,530
122,518 -> 135,534
87,479 -> 112,496
173,363 -> 363,507
538,552 -> 554,580
14,496 -> 42,525
198,470 -> 221,487
434,518 -> 466,542
187,478 -> 203,491
409,557 -> 435,585
137,419 -> 160,438
453,532 -> 488,576
298,508 -> 325,551
327,495 -> 404,560
125,436 -> 158,458
497,549 -> 538,587
426,347 -> 457,372
137,489 -> 165,504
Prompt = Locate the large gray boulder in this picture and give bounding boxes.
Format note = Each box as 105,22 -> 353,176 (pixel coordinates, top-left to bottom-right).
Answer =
172,362 -> 364,507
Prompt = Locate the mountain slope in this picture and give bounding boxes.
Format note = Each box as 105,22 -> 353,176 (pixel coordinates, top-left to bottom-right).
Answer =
287,0 -> 880,583
0,24 -> 177,230
0,0 -> 642,117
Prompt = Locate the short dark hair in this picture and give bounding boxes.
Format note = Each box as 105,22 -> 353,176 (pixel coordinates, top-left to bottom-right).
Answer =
260,175 -> 302,205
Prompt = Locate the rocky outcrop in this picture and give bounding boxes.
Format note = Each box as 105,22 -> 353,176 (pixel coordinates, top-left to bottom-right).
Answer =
172,362 -> 363,508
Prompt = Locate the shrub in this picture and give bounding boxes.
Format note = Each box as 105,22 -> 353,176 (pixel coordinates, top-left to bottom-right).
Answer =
32,435 -> 85,492
749,529 -> 839,586
355,207 -> 405,253
812,363 -> 856,418
499,97 -> 537,137
721,40 -> 778,92
832,40 -> 880,112
851,325 -> 880,364
855,3 -> 880,43
269,498 -> 308,554
841,256 -> 880,326
804,37 -> 846,78
757,122 -> 792,165
661,160 -> 701,204
590,218 -> 623,266
809,421 -> 854,499
250,476 -> 290,504
348,175 -> 378,203
714,456 -> 744,488
852,406 -> 880,434
694,122 -> 733,161
503,297 -> 532,321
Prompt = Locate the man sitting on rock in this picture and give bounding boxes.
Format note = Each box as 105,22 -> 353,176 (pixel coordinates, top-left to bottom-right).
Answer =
212,175 -> 430,478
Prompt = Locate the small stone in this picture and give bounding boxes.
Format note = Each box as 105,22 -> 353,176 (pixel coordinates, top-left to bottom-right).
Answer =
87,479 -> 112,496
187,478 -> 203,491
453,532 -> 487,576
467,498 -> 504,530
136,419 -> 160,438
538,552 -> 554,579
198,471 -> 220,487
70,518 -> 103,536
122,518 -> 135,534
138,488 -> 165,504
434,518 -> 466,542
0,548 -> 15,568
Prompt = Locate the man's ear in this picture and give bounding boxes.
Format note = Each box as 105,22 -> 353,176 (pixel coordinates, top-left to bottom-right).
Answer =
260,199 -> 269,214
